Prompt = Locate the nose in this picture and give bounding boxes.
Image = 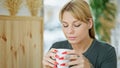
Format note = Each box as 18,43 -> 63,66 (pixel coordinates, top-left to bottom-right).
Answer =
67,26 -> 74,34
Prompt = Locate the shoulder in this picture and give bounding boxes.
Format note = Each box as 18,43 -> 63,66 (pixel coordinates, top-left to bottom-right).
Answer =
50,40 -> 72,49
94,39 -> 115,52
93,39 -> 116,59
87,39 -> 116,58
94,40 -> 117,67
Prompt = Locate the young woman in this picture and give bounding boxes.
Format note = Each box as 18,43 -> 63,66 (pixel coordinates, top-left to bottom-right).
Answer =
43,0 -> 117,68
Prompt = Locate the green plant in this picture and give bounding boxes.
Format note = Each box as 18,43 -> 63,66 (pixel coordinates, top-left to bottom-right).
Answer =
89,0 -> 117,42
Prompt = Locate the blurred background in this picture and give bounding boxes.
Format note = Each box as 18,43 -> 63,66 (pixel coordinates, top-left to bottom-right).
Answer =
44,0 -> 120,67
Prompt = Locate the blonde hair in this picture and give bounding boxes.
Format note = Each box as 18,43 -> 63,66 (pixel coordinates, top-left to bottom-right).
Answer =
59,0 -> 95,39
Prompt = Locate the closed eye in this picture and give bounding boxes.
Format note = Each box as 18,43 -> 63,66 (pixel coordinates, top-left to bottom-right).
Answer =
62,22 -> 68,28
63,24 -> 68,27
74,24 -> 81,27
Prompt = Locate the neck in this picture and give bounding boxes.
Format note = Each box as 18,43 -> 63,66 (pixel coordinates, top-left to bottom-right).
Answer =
71,37 -> 93,53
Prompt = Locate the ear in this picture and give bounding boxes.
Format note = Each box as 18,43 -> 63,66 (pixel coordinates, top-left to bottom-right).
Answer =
88,18 -> 93,29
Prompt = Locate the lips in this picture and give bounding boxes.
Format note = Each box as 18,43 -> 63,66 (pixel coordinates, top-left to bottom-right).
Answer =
68,37 -> 76,40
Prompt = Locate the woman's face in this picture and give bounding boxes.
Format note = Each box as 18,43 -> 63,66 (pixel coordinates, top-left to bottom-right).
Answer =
61,11 -> 91,44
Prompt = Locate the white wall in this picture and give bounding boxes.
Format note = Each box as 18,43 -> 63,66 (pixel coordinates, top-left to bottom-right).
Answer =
111,0 -> 120,68
44,0 -> 70,54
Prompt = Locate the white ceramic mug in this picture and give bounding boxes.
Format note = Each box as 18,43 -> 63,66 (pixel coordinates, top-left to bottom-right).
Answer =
55,49 -> 71,68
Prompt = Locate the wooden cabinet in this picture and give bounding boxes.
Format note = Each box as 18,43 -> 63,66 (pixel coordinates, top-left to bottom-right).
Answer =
0,16 -> 43,68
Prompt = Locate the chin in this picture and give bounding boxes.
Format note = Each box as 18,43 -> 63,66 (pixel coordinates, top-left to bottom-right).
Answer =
68,40 -> 78,44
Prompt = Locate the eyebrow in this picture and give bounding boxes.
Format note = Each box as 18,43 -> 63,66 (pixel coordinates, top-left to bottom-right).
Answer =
62,20 -> 79,24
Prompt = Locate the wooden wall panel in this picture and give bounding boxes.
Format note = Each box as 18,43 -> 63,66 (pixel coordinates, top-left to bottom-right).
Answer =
0,16 -> 43,68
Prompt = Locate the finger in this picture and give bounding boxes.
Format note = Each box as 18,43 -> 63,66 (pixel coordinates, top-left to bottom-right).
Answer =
68,61 -> 78,66
81,54 -> 89,60
44,55 -> 57,65
65,54 -> 78,60
43,59 -> 54,67
70,54 -> 80,60
49,52 -> 57,59
50,48 -> 58,53
43,48 -> 58,68
43,57 -> 59,68
43,52 -> 59,65
67,50 -> 76,55
81,54 -> 92,67
80,54 -> 90,64
67,56 -> 84,66
70,64 -> 83,68
46,48 -> 57,56
67,50 -> 81,57
45,48 -> 58,59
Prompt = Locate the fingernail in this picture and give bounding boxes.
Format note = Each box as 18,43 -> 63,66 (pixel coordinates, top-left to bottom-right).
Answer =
59,57 -> 64,60
54,61 -> 58,65
54,49 -> 58,52
55,55 -> 59,58
60,63 -> 66,66
62,51 -> 67,54
54,65 -> 57,68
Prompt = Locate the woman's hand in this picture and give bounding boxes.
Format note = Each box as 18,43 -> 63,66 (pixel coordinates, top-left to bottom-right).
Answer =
43,48 -> 58,68
64,50 -> 92,68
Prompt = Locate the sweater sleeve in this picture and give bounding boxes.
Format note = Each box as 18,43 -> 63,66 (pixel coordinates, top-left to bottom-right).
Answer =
101,47 -> 117,68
